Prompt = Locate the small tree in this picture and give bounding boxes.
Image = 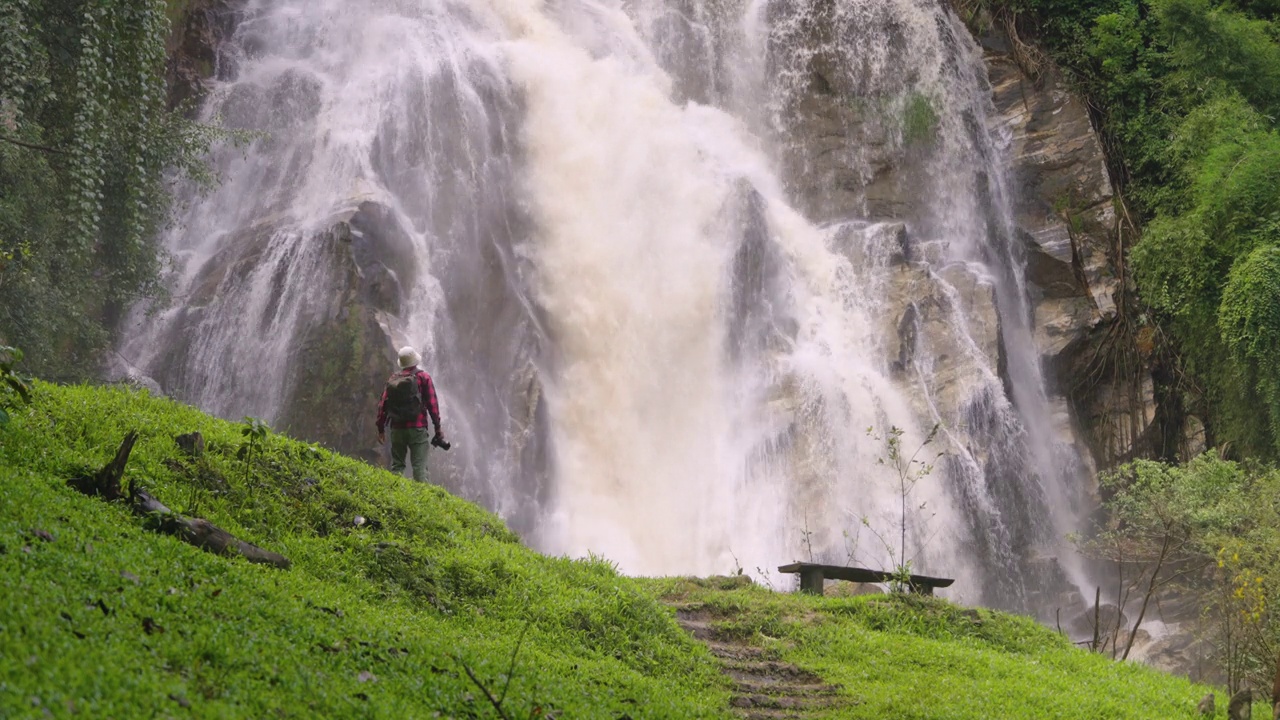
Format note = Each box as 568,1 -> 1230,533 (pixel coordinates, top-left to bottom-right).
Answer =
237,416 -> 271,482
857,423 -> 942,592
1076,460 -> 1217,659
1080,453 -> 1280,691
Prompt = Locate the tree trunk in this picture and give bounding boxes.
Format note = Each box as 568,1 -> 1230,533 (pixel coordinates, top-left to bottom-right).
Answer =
67,431 -> 138,500
1272,653 -> 1280,720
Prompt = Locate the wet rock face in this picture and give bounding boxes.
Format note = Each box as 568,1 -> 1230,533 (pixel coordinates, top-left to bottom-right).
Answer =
144,0 -> 556,536
166,0 -> 247,110
146,203 -> 404,462
764,0 -> 1152,471
982,38 -> 1117,351
277,205 -> 408,464
883,259 -> 1003,425
726,183 -> 797,362
763,0 -> 906,224
979,30 -> 1157,470
764,1 -> 1010,437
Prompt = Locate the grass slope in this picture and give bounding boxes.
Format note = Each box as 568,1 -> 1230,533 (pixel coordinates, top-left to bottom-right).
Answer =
0,383 -> 728,718
644,578 -> 1251,719
0,383 -> 1252,718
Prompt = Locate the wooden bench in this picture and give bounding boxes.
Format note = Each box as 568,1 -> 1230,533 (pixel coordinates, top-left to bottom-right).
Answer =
777,563 -> 955,596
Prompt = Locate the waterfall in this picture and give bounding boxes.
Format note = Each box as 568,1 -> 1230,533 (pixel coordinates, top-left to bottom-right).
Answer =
121,0 -> 1091,610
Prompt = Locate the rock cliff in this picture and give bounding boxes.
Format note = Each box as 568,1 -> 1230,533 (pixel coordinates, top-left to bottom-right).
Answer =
978,25 -> 1159,473
973,13 -> 1216,682
763,0 -> 1163,486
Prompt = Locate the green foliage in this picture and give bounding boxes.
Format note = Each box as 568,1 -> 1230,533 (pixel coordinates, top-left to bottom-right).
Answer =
0,346 -> 31,428
1219,246 -> 1280,452
236,416 -> 272,485
1100,455 -> 1248,535
0,0 -> 230,378
1084,3 -> 1180,193
645,577 -> 1234,719
1128,97 -> 1280,453
1156,0 -> 1280,118
970,0 -> 1280,457
237,415 -> 270,457
0,382 -> 729,717
1092,454 -> 1280,692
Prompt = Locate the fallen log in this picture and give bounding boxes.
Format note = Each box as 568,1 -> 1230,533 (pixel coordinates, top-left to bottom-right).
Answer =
67,432 -> 291,570
130,487 -> 291,569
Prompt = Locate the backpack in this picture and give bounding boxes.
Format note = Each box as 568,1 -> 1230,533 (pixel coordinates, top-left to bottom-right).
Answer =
384,371 -> 423,423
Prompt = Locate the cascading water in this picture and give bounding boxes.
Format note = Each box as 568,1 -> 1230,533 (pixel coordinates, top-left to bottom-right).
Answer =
756,0 -> 1093,606
120,0 -> 1092,611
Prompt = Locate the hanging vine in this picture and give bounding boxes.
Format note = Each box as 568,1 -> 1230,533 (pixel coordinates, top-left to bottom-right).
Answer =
0,0 -> 230,375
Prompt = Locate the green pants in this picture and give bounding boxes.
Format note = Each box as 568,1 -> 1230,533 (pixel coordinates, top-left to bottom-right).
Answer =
389,427 -> 430,483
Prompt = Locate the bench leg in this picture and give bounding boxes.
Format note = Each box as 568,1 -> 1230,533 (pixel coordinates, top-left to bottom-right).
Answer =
799,567 -> 825,595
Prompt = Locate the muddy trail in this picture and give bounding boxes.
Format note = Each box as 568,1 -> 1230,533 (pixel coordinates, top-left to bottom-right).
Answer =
669,605 -> 855,719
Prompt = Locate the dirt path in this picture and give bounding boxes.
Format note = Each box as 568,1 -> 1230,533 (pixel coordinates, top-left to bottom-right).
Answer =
670,606 -> 852,719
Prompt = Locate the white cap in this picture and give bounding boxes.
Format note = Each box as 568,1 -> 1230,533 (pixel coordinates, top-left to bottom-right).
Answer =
397,346 -> 421,369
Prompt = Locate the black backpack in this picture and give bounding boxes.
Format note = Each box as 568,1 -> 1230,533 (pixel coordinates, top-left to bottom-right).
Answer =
385,371 -> 423,423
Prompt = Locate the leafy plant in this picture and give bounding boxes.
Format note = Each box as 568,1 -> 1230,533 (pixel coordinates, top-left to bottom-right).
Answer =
1218,245 -> 1280,452
1079,452 -> 1280,694
0,0 -> 243,379
0,345 -> 30,428
236,416 -> 271,481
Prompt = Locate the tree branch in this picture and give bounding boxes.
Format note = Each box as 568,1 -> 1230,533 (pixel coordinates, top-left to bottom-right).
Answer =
67,432 -> 291,570
0,134 -> 67,155
1122,525 -> 1174,660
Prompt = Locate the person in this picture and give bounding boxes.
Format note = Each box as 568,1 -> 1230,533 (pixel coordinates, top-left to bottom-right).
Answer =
376,346 -> 445,483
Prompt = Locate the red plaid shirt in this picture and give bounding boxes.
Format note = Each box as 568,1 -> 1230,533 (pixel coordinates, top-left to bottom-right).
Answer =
376,367 -> 442,434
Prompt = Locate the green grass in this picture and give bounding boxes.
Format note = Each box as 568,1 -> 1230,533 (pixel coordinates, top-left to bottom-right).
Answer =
641,577 -> 1260,719
0,382 -> 1260,718
0,382 -> 729,718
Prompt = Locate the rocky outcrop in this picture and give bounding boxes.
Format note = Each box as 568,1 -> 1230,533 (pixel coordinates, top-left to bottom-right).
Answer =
276,205 -> 408,463
165,0 -> 247,110
977,24 -> 1160,471
986,54 -> 1118,324
763,0 -> 1155,473
762,0 -> 1167,471
145,201 -> 404,462
833,223 -> 1005,426
763,0 -> 909,224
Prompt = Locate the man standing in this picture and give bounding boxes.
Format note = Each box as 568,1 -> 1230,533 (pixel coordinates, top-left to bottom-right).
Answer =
376,346 -> 445,483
